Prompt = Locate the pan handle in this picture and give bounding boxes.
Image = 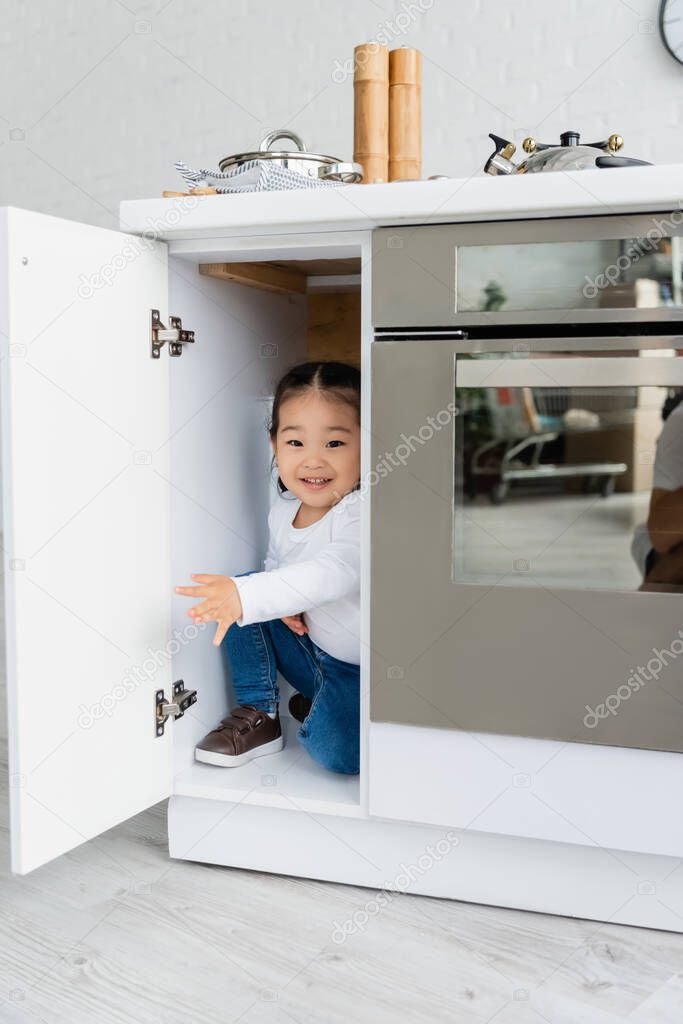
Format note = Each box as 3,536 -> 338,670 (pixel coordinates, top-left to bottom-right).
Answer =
317,161 -> 364,183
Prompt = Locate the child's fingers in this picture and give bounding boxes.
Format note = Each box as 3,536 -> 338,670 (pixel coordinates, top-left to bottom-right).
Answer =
174,574 -> 220,594
213,621 -> 230,647
193,599 -> 235,621
281,614 -> 308,635
188,599 -> 213,619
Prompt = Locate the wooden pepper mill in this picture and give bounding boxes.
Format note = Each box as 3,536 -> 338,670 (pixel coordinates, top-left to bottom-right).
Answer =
353,43 -> 390,184
388,46 -> 422,181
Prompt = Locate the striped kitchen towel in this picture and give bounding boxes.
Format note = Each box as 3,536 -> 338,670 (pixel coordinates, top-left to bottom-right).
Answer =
174,159 -> 342,194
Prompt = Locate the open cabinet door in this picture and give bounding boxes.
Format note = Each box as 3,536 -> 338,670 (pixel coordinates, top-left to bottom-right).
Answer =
0,208 -> 172,873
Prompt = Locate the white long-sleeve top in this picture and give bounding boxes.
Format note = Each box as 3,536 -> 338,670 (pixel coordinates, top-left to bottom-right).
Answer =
631,402 -> 683,573
230,489 -> 361,665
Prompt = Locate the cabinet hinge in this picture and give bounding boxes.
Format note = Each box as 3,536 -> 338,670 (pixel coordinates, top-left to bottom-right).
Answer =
156,680 -> 198,737
151,309 -> 196,359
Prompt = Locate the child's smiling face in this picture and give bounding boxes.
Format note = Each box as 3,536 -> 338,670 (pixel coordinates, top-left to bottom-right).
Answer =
272,390 -> 360,509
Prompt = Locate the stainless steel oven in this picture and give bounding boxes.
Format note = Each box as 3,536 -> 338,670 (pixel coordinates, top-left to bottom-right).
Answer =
370,214 -> 683,752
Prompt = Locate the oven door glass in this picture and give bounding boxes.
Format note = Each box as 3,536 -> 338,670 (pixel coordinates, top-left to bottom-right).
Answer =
371,216 -> 683,329
456,237 -> 682,313
370,339 -> 683,751
454,353 -> 683,593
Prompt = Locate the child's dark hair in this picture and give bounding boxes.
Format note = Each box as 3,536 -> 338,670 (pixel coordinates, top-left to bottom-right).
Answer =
269,360 -> 361,494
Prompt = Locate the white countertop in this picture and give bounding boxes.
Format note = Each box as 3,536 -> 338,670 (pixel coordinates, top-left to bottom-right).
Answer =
119,163 -> 683,242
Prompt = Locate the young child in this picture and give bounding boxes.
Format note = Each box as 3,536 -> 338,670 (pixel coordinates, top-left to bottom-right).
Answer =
174,361 -> 362,774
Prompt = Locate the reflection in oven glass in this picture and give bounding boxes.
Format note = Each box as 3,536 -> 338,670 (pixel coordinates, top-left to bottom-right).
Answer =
454,383 -> 683,593
456,235 -> 682,313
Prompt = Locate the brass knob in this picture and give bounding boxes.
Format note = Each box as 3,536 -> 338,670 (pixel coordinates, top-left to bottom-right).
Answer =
501,141 -> 516,160
607,133 -> 623,153
522,137 -> 537,154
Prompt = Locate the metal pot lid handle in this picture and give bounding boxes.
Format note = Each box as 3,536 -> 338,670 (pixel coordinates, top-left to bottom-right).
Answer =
594,155 -> 652,168
317,161 -> 364,184
259,129 -> 307,153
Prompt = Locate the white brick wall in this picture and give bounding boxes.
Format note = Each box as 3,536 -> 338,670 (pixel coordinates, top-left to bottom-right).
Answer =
0,0 -> 677,227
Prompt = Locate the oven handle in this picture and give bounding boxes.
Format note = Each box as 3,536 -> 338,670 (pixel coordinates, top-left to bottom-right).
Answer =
455,355 -> 683,389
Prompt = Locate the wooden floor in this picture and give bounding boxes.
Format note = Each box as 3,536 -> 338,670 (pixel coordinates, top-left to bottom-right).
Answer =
460,491 -> 649,591
1,593 -> 683,1022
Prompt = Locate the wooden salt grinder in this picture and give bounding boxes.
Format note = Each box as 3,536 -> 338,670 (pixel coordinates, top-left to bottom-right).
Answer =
353,43 -> 389,184
389,47 -> 422,181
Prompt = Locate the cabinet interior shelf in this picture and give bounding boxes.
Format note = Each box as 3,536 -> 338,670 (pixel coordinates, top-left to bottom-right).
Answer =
173,717 -> 362,817
199,257 -> 361,295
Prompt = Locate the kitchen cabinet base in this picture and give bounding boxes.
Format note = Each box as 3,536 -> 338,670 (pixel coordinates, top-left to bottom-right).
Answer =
168,795 -> 683,933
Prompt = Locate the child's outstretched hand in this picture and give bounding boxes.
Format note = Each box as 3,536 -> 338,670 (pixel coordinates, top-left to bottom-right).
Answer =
174,574 -> 243,647
281,613 -> 309,636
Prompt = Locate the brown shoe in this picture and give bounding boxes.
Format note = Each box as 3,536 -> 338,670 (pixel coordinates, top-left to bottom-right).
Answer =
195,705 -> 283,767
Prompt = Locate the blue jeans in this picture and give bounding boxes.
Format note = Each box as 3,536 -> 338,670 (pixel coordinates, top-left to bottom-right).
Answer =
223,572 -> 360,774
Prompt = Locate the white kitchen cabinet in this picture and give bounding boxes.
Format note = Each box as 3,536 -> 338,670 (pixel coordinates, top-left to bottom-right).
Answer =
1,208 -> 173,873
0,204 -> 365,874
3,171 -> 683,932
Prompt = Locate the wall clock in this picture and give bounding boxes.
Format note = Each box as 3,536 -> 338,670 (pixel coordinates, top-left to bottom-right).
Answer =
660,0 -> 683,64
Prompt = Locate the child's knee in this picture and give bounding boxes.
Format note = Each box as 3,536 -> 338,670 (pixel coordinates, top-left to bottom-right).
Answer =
297,726 -> 359,775
223,617 -> 258,652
